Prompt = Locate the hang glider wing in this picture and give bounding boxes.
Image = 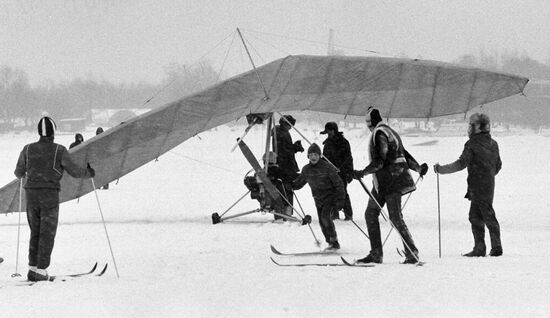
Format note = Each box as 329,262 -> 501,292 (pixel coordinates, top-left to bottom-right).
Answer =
0,55 -> 528,213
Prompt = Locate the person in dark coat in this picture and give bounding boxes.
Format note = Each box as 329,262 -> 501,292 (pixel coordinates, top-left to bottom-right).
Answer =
353,107 -> 428,264
95,127 -> 109,189
69,133 -> 84,149
434,113 -> 503,257
14,117 -> 95,281
272,115 -> 304,214
321,121 -> 354,220
293,143 -> 345,250
262,151 -> 292,220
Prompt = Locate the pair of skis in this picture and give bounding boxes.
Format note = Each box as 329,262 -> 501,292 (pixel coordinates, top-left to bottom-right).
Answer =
3,262 -> 108,288
270,245 -> 374,267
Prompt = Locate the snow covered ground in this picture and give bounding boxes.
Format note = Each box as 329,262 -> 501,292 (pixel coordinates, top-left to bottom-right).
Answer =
1,123 -> 549,317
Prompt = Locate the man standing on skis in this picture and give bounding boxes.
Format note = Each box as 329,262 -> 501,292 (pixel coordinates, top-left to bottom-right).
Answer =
293,143 -> 345,250
14,116 -> 95,281
321,121 -> 354,221
434,113 -> 503,257
353,107 -> 428,264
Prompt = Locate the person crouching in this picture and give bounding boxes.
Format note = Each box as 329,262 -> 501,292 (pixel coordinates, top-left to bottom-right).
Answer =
293,143 -> 345,250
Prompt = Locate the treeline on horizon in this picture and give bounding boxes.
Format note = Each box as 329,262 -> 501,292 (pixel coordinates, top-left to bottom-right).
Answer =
1,50 -> 549,132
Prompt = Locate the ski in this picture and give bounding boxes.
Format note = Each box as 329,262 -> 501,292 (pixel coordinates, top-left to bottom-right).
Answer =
340,257 -> 376,267
270,257 -> 347,267
96,263 -> 108,276
341,256 -> 425,266
55,262 -> 109,279
61,262 -> 99,278
270,245 -> 337,256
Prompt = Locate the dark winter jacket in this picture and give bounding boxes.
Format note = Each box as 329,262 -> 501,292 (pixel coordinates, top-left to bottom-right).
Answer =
437,132 -> 501,203
322,132 -> 354,183
15,136 -> 91,190
293,159 -> 345,207
362,123 -> 421,196
69,133 -> 84,149
273,125 -> 300,181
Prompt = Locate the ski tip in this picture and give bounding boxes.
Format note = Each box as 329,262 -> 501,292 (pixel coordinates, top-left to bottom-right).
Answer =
97,263 -> 108,276
269,257 -> 281,266
270,245 -> 283,255
340,256 -> 355,266
90,262 -> 98,273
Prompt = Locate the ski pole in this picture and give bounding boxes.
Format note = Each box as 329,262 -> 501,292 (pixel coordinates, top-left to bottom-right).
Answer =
11,179 -> 23,278
350,219 -> 369,239
437,172 -> 441,258
293,194 -> 322,247
276,112 -> 340,172
382,175 -> 422,246
91,178 -> 120,278
357,176 -> 422,265
356,178 -> 387,221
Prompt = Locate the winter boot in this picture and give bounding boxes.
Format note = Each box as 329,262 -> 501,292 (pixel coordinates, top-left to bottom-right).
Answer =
462,248 -> 486,257
357,249 -> 383,264
402,252 -> 420,264
27,266 -> 37,281
31,268 -> 53,282
324,239 -> 340,251
489,246 -> 503,257
463,229 -> 486,257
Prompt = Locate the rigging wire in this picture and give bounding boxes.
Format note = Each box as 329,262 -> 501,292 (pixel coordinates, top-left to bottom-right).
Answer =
168,151 -> 243,176
240,28 -> 388,56
245,32 -> 292,56
139,30 -> 236,108
243,35 -> 266,65
215,31 -> 238,84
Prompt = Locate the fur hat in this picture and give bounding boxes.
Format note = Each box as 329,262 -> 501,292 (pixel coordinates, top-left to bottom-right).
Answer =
307,143 -> 321,155
366,106 -> 383,127
279,115 -> 296,126
37,117 -> 56,137
470,113 -> 491,132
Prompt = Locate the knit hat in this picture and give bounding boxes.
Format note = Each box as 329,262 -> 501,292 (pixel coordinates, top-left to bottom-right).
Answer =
37,117 -> 56,137
307,143 -> 321,155
320,122 -> 338,134
365,106 -> 383,127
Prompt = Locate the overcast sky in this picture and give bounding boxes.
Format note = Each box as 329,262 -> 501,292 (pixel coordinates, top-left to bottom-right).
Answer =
1,0 -> 548,85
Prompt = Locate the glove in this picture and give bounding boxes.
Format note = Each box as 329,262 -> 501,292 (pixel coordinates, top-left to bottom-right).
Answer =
419,163 -> 428,177
294,140 -> 304,153
433,163 -> 441,174
345,173 -> 354,184
87,163 -> 96,178
353,169 -> 366,180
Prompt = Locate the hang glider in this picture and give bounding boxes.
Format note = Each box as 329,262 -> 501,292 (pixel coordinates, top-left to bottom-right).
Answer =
0,55 -> 528,213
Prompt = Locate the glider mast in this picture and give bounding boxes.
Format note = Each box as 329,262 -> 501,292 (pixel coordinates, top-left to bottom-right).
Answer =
236,28 -> 269,100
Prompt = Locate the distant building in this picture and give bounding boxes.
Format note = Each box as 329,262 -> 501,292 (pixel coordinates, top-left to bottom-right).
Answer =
91,108 -> 151,127
58,118 -> 87,132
